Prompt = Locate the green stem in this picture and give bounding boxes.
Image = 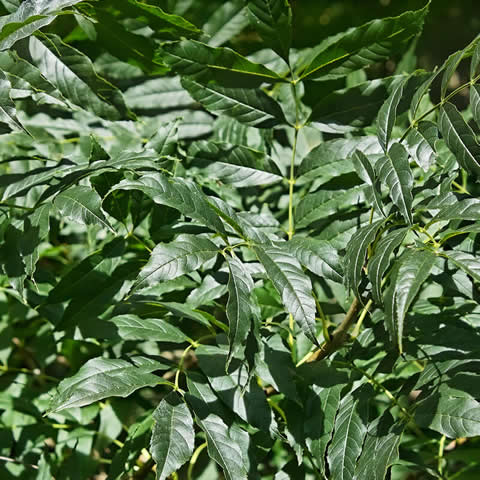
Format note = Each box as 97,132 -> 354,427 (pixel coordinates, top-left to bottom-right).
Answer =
400,72 -> 480,143
438,434 -> 446,476
187,442 -> 208,480
0,202 -> 34,211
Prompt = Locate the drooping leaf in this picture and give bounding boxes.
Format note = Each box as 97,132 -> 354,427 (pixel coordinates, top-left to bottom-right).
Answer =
186,373 -> 249,480
132,234 -> 218,292
377,77 -> 406,152
246,0 -> 292,63
470,84 -> 480,129
405,120 -> 437,171
181,77 -> 286,128
353,413 -> 403,480
376,142 -> 413,224
0,0 -> 83,50
344,219 -> 385,298
327,387 -> 370,480
415,393 -> 480,438
297,6 -> 428,80
285,237 -> 343,283
444,250 -> 480,283
162,39 -> 283,86
0,70 -> 24,132
384,249 -> 437,352
48,356 -> 169,413
439,101 -> 480,177
146,119 -> 179,157
29,34 -> 129,120
254,243 -> 317,343
150,392 -> 195,480
226,256 -> 254,363
53,185 -> 114,232
368,228 -> 408,304
352,150 -> 384,215
126,0 -> 201,38
305,384 -> 343,475
109,314 -> 190,344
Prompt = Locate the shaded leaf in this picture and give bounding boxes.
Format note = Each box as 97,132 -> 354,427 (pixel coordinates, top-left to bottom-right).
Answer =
246,0 -> 292,62
384,249 -> 437,352
226,256 -> 254,363
368,228 -> 408,304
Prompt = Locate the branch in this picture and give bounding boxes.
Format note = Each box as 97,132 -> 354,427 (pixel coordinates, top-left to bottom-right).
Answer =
304,297 -> 360,364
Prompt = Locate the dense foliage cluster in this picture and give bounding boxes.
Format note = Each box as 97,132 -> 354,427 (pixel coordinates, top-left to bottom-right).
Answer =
2,0 -> 480,478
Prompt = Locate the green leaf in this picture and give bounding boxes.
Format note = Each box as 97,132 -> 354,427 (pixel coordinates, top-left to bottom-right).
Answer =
189,140 -> 282,186
353,413 -> 403,480
110,173 -> 226,234
376,142 -> 413,224
53,185 -> 114,232
297,6 -> 428,80
377,77 -> 406,152
295,185 -> 366,230
297,136 -> 381,184
384,249 -> 437,352
444,251 -> 480,283
162,39 -> 283,86
109,314 -> 190,344
0,70 -> 24,132
344,219 -> 384,298
203,1 -> 249,47
368,228 -> 408,304
405,121 -> 437,171
433,198 -> 480,222
226,256 -> 254,363
150,392 -> 195,480
470,84 -> 480,129
415,393 -> 480,438
305,384 -> 342,476
254,243 -> 317,343
48,238 -> 125,304
352,150 -> 384,216
196,343 -> 274,432
181,77 -> 286,128
186,373 -> 249,480
124,77 -> 193,111
146,119 -> 179,157
439,101 -> 480,177
285,237 -> 343,283
29,34 -> 129,120
48,356 -> 169,413
327,387 -> 370,480
126,0 -> 201,38
246,0 -> 292,63
132,234 -> 218,292
0,0 -> 83,50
